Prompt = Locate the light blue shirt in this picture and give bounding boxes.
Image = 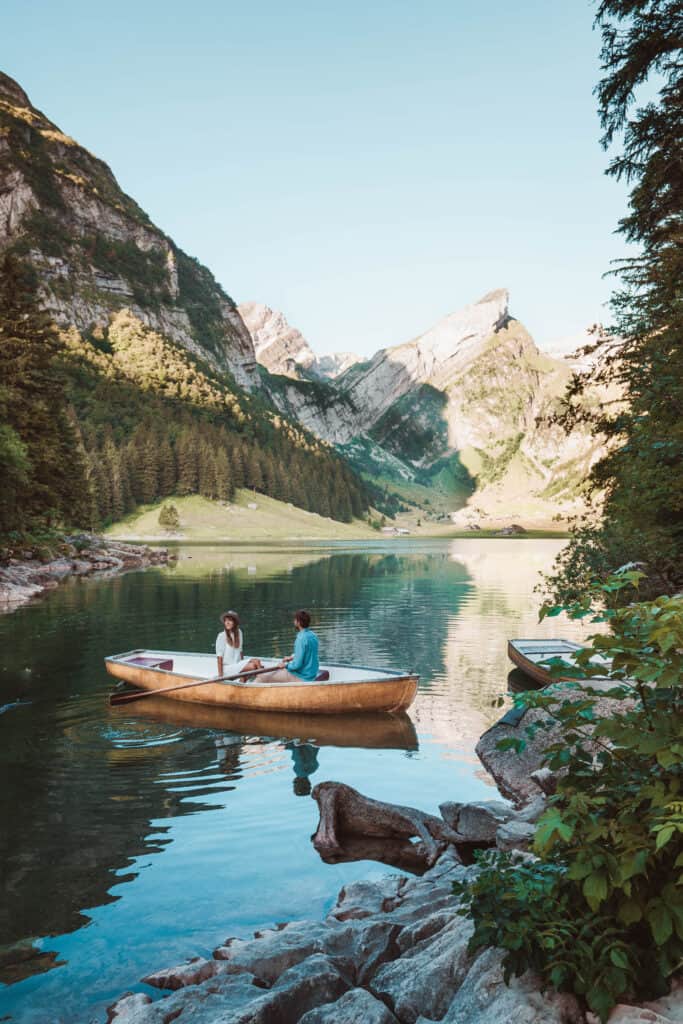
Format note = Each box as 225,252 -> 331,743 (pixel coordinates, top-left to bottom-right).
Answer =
288,628 -> 319,681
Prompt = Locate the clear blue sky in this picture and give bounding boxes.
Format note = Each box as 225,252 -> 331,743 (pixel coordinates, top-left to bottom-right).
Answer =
4,0 -> 629,356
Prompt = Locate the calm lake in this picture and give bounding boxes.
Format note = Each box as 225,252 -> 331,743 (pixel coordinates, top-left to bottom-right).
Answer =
0,538 -> 588,1023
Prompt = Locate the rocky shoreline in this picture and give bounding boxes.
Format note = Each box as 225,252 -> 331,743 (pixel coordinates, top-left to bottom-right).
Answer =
105,694 -> 682,1024
0,536 -> 173,613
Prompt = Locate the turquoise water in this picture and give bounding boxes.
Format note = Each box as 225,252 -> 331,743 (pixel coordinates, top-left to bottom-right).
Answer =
0,539 -> 588,1023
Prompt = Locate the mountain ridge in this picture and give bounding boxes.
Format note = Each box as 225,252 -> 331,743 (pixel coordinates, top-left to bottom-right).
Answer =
0,71 -> 257,388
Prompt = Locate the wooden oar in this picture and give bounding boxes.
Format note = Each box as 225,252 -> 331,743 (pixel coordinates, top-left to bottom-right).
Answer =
109,665 -> 275,707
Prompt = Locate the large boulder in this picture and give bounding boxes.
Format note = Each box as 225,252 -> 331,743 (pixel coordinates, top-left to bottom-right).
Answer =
476,681 -> 633,805
495,820 -> 536,852
437,948 -> 584,1023
439,800 -> 513,841
328,876 -> 408,922
213,921 -> 330,984
323,918 -> 402,985
298,987 -> 399,1023
369,916 -> 474,1023
106,992 -> 152,1023
142,955 -> 219,990
603,979 -> 683,1023
104,973 -> 266,1023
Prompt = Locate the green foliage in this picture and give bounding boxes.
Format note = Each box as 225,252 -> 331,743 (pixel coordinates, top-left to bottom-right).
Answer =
370,384 -> 448,463
175,248 -> 233,359
551,0 -> 683,598
82,235 -> 170,306
475,432 -> 524,486
456,574 -> 683,1021
0,255 -> 92,536
158,503 -> 180,531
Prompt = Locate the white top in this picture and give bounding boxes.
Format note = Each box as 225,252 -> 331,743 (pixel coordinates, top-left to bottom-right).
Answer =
215,629 -> 244,665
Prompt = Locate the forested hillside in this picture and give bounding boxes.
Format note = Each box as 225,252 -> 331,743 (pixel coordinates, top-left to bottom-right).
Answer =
0,255 -> 369,541
0,72 -> 372,542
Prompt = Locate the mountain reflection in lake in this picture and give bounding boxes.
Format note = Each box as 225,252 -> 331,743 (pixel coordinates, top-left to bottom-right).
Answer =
0,539 -> 589,1023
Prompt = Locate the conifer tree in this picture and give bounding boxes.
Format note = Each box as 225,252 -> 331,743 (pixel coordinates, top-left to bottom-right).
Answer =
176,429 -> 199,495
0,254 -> 90,532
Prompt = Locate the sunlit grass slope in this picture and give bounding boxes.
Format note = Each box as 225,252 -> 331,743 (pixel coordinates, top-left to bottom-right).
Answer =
106,491 -> 380,542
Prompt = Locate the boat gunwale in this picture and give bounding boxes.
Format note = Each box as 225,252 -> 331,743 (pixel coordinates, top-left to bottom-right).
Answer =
104,649 -> 418,688
508,639 -> 584,686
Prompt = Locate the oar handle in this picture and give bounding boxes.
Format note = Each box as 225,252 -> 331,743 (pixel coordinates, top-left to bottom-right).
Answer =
109,664 -> 274,706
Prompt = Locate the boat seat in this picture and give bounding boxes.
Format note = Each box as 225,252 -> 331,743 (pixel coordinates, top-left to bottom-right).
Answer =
315,670 -> 330,681
127,656 -> 174,670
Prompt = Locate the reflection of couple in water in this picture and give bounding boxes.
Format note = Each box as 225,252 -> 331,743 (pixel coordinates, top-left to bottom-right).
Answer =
215,609 -> 320,683
215,609 -> 321,795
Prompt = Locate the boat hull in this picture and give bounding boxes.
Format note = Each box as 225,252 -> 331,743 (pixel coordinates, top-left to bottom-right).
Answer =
106,656 -> 419,714
507,639 -> 583,686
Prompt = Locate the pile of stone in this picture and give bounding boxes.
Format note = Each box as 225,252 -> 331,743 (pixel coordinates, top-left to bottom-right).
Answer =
107,848 -> 581,1024
0,535 -> 172,612
105,693 -> 683,1024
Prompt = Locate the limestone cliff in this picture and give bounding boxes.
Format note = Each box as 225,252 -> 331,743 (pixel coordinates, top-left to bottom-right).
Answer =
238,300 -> 360,382
243,287 -> 605,522
0,72 -> 257,387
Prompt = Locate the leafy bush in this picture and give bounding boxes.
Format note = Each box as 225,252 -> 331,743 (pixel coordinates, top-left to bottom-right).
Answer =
454,572 -> 683,1022
158,503 -> 180,531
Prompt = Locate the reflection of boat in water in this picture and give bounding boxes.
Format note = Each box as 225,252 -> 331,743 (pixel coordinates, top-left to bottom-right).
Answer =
105,651 -> 418,714
124,697 -> 419,751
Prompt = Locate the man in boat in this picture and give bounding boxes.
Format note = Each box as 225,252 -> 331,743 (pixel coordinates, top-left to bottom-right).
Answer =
258,610 -> 320,683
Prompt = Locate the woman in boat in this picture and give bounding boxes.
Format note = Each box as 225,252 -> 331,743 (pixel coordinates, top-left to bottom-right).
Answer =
216,611 -> 262,678
258,610 -> 320,683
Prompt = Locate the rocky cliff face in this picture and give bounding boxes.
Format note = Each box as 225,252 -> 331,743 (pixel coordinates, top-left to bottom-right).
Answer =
238,301 -> 317,377
243,287 -> 605,522
238,301 -> 360,381
0,73 -> 257,387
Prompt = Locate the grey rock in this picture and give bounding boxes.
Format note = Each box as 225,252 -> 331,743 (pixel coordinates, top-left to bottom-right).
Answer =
142,955 -> 219,990
328,876 -> 408,922
213,920 -> 330,984
476,681 -> 634,805
298,987 -> 399,1023
440,948 -> 584,1023
45,558 -> 73,579
323,918 -> 401,984
106,992 -> 152,1023
242,952 -> 351,1023
515,794 -> 547,824
496,820 -> 536,852
369,915 -> 474,1023
603,978 -> 683,1023
439,799 -> 513,841
396,908 -> 457,954
112,972 -> 264,1023
530,767 -> 558,795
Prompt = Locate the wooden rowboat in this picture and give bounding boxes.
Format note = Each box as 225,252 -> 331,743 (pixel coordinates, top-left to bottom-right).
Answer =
507,638 -> 585,686
105,650 -> 419,714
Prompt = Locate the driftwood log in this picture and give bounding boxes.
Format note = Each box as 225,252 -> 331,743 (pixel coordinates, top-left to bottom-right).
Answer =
311,781 -> 461,868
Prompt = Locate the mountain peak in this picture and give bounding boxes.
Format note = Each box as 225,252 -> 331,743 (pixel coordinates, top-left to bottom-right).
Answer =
476,287 -> 509,314
0,73 -> 32,109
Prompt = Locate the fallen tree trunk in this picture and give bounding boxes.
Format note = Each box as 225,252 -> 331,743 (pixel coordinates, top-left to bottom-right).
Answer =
311,781 -> 461,867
